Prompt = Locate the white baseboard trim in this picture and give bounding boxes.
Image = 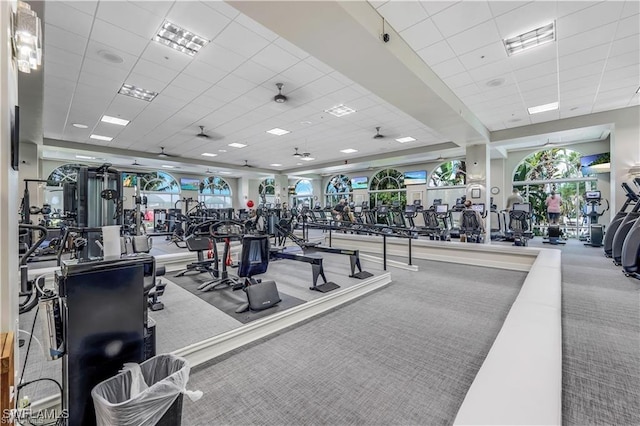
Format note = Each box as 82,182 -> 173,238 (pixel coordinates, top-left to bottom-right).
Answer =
359,254 -> 419,272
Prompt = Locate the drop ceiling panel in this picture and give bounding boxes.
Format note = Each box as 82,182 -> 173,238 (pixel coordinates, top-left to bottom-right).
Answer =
417,40 -> 456,67
518,74 -> 558,93
45,2 -> 94,38
559,44 -> 611,71
430,57 -> 465,79
197,43 -> 246,72
96,1 -> 161,38
443,71 -> 475,89
494,1 -> 555,38
273,37 -> 311,60
557,23 -> 617,57
447,20 -> 502,56
81,57 -> 132,85
126,72 -> 170,94
399,18 -> 443,51
559,60 -> 605,81
166,1 -> 230,40
60,1 -> 98,16
129,1 -> 174,17
182,60 -> 228,85
44,24 -> 88,55
467,58 -> 511,83
45,60 -> 81,83
377,1 -> 429,32
84,39 -> 138,69
90,19 -> 150,57
507,43 -> 558,70
251,44 -> 301,74
557,2 -> 625,39
487,1 -> 527,17
131,59 -> 181,86
605,51 -> 639,72
232,60 -> 274,85
609,34 -> 640,57
105,96 -> 149,119
512,59 -> 556,82
214,22 -> 271,59
421,1 -> 457,17
616,14 -> 640,40
140,42 -> 194,71
431,1 -> 493,38
458,41 -> 508,70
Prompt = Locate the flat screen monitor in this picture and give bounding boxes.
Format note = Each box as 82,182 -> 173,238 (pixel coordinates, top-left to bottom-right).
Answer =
581,152 -> 610,175
122,173 -> 137,188
471,203 -> 485,214
404,170 -> 427,185
435,204 -> 448,214
585,190 -> 601,200
351,176 -> 369,190
513,203 -> 531,213
180,177 -> 201,191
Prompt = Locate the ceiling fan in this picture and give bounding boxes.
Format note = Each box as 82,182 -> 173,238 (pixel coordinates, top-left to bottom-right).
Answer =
131,159 -> 144,166
292,147 -> 302,157
241,160 -> 254,168
156,146 -> 177,158
373,127 -> 385,139
205,168 -> 214,175
274,83 -> 287,103
196,126 -> 211,139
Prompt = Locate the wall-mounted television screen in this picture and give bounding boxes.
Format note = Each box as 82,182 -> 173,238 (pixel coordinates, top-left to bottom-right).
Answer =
122,173 -> 137,188
404,170 -> 427,185
180,177 -> 201,191
581,152 -> 610,175
351,176 -> 369,190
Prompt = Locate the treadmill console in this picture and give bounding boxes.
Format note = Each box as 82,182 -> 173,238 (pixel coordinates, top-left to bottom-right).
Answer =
435,204 -> 449,214
585,191 -> 601,200
513,203 -> 531,213
471,203 -> 485,214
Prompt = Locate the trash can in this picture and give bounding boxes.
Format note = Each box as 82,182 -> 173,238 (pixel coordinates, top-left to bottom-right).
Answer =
91,354 -> 202,426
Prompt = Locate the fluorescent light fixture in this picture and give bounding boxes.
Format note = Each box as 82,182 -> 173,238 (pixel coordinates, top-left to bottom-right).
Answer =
325,104 -> 356,117
161,165 -> 175,169
153,20 -> 208,56
527,101 -> 559,115
266,128 -> 290,136
219,171 -> 232,175
75,155 -> 95,160
218,149 -> 227,153
228,143 -> 247,148
201,152 -> 218,157
270,163 -> 282,167
101,115 -> 130,126
504,22 -> 555,56
118,83 -> 158,102
72,123 -> 88,129
90,134 -> 113,141
300,157 -> 315,161
396,137 -> 416,143
340,148 -> 358,153
296,163 -> 302,166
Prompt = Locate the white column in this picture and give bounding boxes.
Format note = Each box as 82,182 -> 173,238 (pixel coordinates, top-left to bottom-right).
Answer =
465,144 -> 492,243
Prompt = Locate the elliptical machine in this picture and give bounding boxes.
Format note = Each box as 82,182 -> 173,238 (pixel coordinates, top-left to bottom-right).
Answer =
582,190 -> 609,247
604,179 -> 640,258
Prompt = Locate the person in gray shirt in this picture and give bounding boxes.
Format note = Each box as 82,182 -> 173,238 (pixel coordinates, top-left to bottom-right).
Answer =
506,188 -> 524,210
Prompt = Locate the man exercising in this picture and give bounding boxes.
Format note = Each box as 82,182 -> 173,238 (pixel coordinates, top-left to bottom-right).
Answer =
332,198 -> 346,219
506,188 -> 524,211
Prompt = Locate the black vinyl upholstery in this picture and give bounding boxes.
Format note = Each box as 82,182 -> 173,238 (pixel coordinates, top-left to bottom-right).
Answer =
238,235 -> 270,278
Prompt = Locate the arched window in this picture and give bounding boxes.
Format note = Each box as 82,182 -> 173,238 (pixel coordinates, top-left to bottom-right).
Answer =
295,179 -> 313,195
47,163 -> 87,183
139,171 -> 181,210
369,168 -> 406,207
199,176 -> 232,208
325,174 -> 351,207
258,178 -> 276,204
512,148 -> 597,238
292,179 -> 314,209
429,160 -> 467,187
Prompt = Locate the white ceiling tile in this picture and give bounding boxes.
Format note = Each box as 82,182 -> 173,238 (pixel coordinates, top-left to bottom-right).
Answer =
156,83 -> 199,104
234,13 -> 279,42
443,71 -> 475,88
421,1 -> 458,17
368,1 -> 388,9
399,18 -> 443,51
91,19 -> 150,57
458,41 -> 508,70
43,44 -> 84,69
273,38 -> 310,60
96,1 -> 162,38
79,57 -> 131,87
488,1 -> 529,18
598,77 -> 639,94
377,1 -> 429,32
494,1 -> 556,39
197,42 -> 247,72
129,1 -> 175,17
44,75 -> 77,93
417,40 -> 456,67
517,73 -> 558,93
602,63 -> 640,81
521,87 -> 559,105
214,22 -> 271,59
556,1 -> 600,18
561,87 -> 598,103
216,74 -> 256,96
621,0 -> 640,17
304,56 -> 334,75
252,44 -> 301,74
104,95 -> 149,119
45,60 -> 81,83
430,57 -> 465,79
44,24 -> 88,55
60,1 -> 98,16
84,39 -> 138,70
615,14 -> 640,40
232,60 -> 274,85
593,97 -> 634,112
529,110 -> 560,124
559,44 -> 611,71
430,1 -> 493,38
557,2 -> 625,39
452,82 -> 482,98
610,34 -> 640,57
201,85 -> 242,104
126,72 -> 169,94
279,61 -> 326,88
166,1 -> 230,40
132,59 -> 181,85
447,20 -> 502,56
45,2 -> 94,38
558,23 -> 617,57
140,42 -> 193,71
605,51 -> 639,72
190,93 -> 226,110
182,60 -> 228,84
559,60 -> 605,81
512,58 -> 556,81
467,58 -> 511,83
561,73 -> 602,93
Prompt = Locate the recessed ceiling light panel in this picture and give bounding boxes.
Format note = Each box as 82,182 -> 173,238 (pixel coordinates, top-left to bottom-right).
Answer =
340,148 -> 358,153
266,128 -> 290,136
161,165 -> 175,169
300,157 -> 315,161
270,163 -> 282,167
75,155 -> 95,160
228,143 -> 247,148
201,152 -> 217,157
72,123 -> 88,129
527,101 -> 558,115
118,83 -> 158,102
396,136 -> 416,143
325,104 -> 356,117
90,134 -> 113,141
153,20 -> 209,56
504,22 -> 555,56
101,115 -> 130,126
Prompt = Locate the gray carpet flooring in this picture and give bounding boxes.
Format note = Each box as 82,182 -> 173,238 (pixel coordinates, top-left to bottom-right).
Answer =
182,261 -> 526,425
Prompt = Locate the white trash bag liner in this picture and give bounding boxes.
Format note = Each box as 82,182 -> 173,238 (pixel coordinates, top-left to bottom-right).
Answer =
91,354 -> 203,426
